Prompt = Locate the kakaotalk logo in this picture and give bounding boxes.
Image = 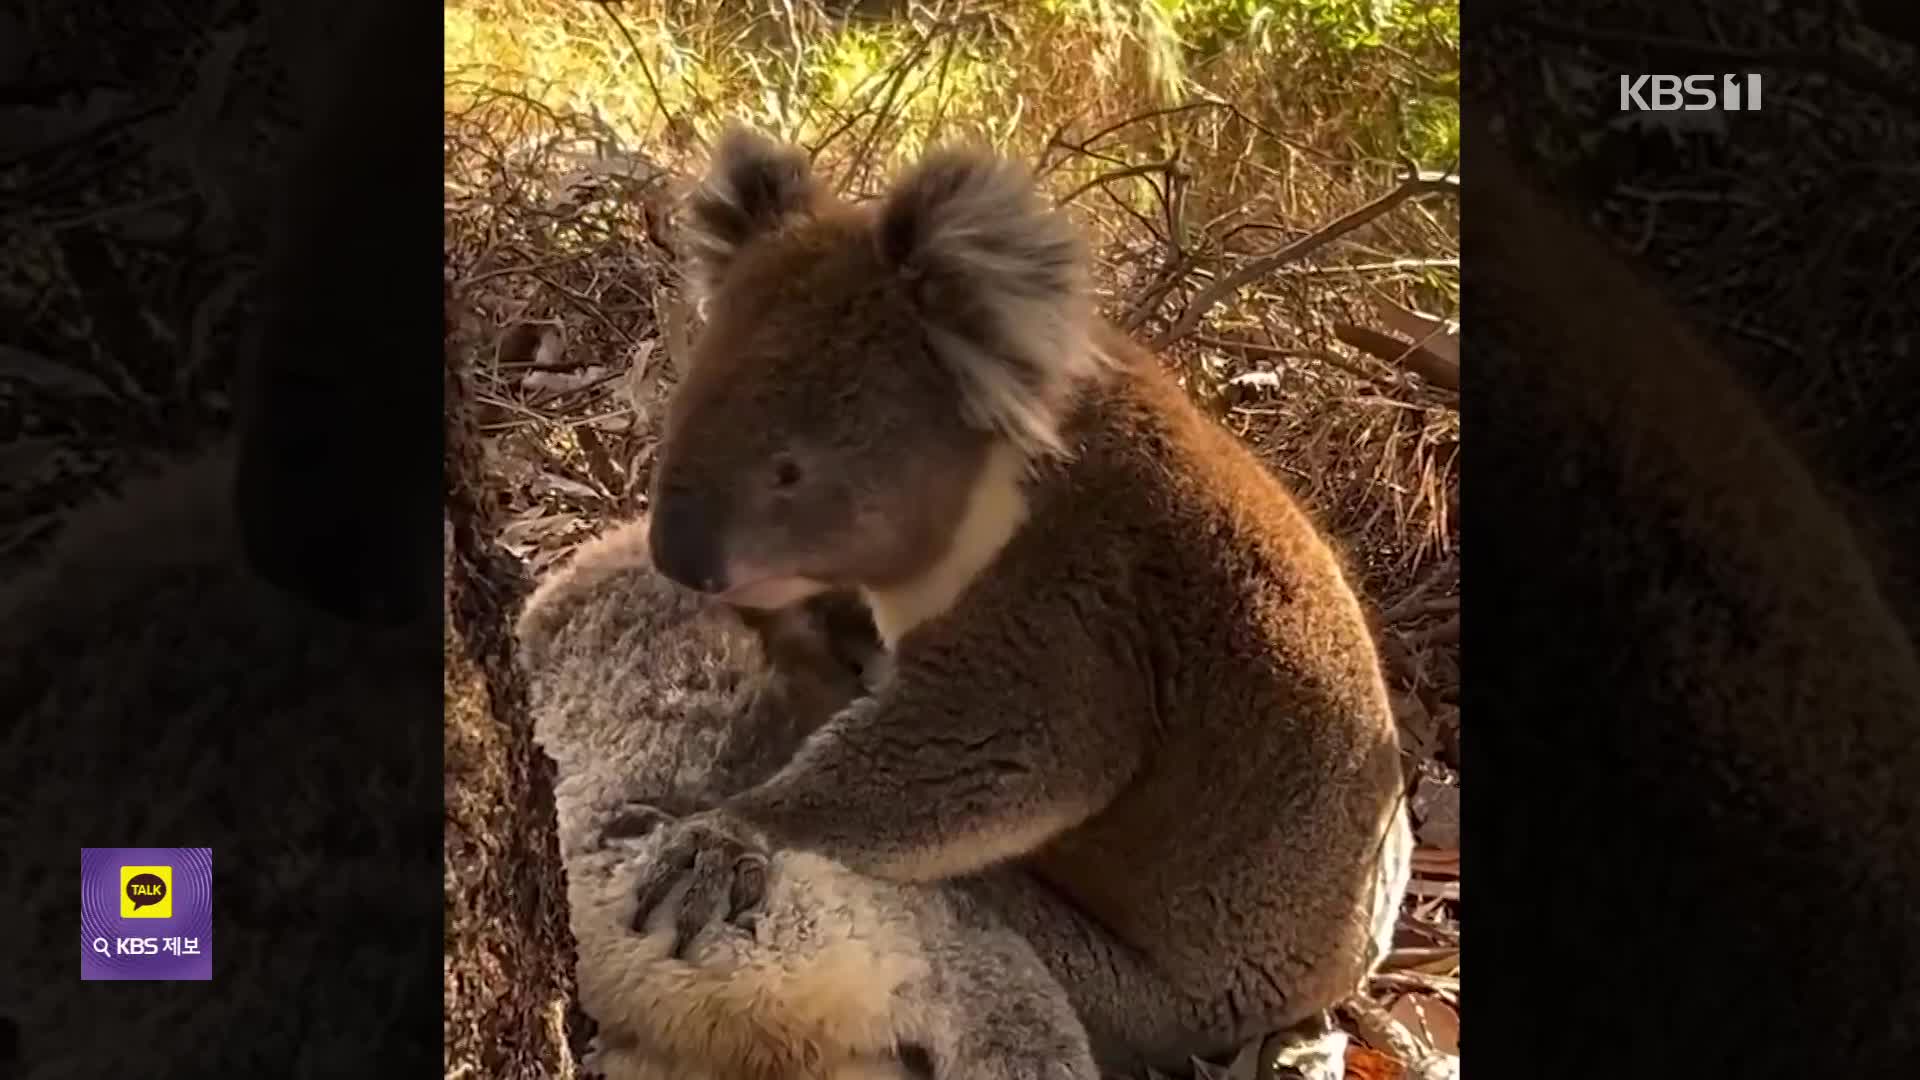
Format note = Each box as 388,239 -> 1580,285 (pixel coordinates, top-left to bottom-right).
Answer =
1619,74 -> 1764,112
121,866 -> 171,916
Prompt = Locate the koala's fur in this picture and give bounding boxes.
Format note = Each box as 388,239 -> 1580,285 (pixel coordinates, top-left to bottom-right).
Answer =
514,519 -> 1097,1080
642,127 -> 1412,1071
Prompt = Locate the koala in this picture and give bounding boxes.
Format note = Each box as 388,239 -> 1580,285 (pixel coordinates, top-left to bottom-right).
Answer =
514,518 -> 1097,1080
632,126 -> 1413,1073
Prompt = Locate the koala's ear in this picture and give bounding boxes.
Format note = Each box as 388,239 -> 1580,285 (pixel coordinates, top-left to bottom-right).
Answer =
679,125 -> 821,304
878,147 -> 1100,458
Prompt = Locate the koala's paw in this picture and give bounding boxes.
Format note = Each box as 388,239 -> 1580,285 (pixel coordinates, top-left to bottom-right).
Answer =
593,788 -> 721,843
599,802 -> 679,845
628,808 -> 771,955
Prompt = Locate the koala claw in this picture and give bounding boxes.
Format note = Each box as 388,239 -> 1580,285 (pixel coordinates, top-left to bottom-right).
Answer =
628,809 -> 772,954
729,851 -> 769,919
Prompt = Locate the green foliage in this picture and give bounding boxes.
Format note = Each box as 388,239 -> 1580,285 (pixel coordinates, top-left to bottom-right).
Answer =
1129,0 -> 1457,57
1400,85 -> 1459,164
1022,0 -> 1459,166
444,0 -> 1460,177
1207,0 -> 1458,165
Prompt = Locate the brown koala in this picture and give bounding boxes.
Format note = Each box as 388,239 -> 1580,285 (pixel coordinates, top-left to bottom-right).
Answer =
631,127 -> 1412,1072
515,519 -> 1098,1080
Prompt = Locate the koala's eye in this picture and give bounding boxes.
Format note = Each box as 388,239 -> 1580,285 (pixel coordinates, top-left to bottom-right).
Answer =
773,457 -> 804,490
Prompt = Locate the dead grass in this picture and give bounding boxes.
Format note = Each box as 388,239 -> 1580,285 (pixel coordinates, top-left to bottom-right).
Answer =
444,2 -> 1460,1075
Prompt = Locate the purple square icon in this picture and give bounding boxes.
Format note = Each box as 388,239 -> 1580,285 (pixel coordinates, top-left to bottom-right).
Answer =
81,847 -> 212,981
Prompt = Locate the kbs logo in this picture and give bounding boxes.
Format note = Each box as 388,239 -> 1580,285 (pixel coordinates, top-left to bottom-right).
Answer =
1619,74 -> 1763,112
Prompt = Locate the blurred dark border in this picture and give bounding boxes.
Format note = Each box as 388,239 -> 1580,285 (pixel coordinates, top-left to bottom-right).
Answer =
8,0 -> 1917,1074
2,1 -> 444,1073
1465,0 -> 1919,1075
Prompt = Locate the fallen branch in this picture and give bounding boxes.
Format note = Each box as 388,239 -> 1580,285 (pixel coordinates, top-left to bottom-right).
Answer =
1370,295 -> 1460,365
1379,558 -> 1459,624
1402,614 -> 1460,648
1152,169 -> 1458,349
1333,323 -> 1460,392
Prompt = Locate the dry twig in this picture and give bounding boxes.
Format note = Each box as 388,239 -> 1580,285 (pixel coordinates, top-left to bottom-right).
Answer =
1152,168 -> 1459,349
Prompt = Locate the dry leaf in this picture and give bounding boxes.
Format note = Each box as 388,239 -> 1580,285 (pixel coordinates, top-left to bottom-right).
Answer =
525,544 -> 577,576
1373,972 -> 1461,1001
1343,1045 -> 1407,1080
623,339 -> 664,429
1390,690 -> 1435,758
534,325 -> 566,368
535,473 -> 600,501
1410,764 -> 1460,849
496,511 -> 577,556
1387,993 -> 1459,1056
1383,946 -> 1461,975
1404,879 -> 1460,901
523,365 -> 606,395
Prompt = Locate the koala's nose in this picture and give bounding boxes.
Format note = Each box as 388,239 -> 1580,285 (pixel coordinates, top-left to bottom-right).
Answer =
649,495 -> 726,593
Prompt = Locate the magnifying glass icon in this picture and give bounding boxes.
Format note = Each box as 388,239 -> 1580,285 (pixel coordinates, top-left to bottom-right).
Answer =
91,937 -> 110,956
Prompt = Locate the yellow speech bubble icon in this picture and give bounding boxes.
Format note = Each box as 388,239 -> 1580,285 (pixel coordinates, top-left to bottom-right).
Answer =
120,865 -> 173,918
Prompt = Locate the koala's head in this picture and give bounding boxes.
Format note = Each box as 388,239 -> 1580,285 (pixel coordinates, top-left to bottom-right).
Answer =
648,126 -> 1103,609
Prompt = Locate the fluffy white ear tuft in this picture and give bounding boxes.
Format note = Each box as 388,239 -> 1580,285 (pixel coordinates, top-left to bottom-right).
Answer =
877,147 -> 1102,459
679,125 -> 821,305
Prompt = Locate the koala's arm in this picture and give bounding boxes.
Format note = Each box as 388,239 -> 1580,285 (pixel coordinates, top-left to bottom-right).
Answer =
722,611 -> 1147,882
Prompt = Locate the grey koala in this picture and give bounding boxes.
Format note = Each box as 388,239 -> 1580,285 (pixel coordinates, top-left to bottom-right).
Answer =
514,517 -> 1097,1080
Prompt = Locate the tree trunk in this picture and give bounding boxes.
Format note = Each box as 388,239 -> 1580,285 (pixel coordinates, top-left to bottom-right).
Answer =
442,318 -> 590,1078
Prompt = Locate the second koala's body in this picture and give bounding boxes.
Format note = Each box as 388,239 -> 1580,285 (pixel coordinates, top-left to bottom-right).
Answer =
637,128 -> 1412,1069
516,521 -> 1096,1080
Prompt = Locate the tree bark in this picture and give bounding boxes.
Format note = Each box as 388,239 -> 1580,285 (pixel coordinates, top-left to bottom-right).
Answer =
442,318 -> 590,1078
